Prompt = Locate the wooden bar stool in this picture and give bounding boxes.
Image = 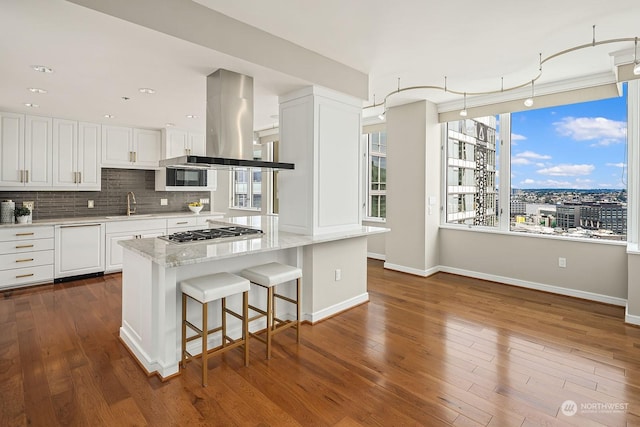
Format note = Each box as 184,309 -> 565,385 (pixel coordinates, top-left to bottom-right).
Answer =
180,272 -> 250,386
240,262 -> 302,359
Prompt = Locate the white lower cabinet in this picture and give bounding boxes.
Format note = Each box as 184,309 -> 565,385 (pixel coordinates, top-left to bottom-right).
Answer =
0,225 -> 54,289
105,219 -> 166,273
54,223 -> 105,279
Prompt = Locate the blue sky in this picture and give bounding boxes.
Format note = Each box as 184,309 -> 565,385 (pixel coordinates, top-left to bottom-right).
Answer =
510,84 -> 627,190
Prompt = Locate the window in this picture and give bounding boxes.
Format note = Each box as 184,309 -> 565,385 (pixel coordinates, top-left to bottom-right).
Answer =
231,146 -> 263,210
443,85 -> 631,242
510,87 -> 627,239
445,116 -> 499,226
365,131 -> 387,219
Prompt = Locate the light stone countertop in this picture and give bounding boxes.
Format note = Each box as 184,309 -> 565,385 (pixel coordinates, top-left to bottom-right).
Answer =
0,211 -> 225,228
119,215 -> 388,268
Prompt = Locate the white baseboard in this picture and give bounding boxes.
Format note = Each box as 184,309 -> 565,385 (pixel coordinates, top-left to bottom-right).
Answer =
304,292 -> 369,323
367,252 -> 385,261
120,326 -> 180,379
626,304 -> 640,326
383,262 -> 439,277
439,266 -> 627,307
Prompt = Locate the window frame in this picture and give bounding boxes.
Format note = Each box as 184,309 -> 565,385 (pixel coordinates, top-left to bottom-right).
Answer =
230,144 -> 265,212
364,130 -> 387,222
441,88 -> 635,245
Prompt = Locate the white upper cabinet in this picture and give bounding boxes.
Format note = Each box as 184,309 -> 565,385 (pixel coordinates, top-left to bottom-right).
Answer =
133,128 -> 162,167
0,113 -> 52,189
102,125 -> 160,169
53,119 -> 101,190
0,112 -> 24,186
162,128 -> 206,158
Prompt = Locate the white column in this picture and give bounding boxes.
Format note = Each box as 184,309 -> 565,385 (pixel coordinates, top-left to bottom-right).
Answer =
278,86 -> 363,235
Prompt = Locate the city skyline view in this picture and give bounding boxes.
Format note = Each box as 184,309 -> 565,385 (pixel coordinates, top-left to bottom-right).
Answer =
510,84 -> 628,190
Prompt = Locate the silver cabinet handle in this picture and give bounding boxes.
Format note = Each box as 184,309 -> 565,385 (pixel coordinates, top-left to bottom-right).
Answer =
73,172 -> 77,183
134,151 -> 137,162
175,221 -> 188,225
78,171 -> 82,183
20,170 -> 24,183
16,258 -> 34,263
16,232 -> 34,236
25,170 -> 29,183
16,244 -> 34,249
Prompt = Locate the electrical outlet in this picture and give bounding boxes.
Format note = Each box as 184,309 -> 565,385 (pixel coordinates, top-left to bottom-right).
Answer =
558,257 -> 567,268
160,198 -> 168,206
23,201 -> 34,211
200,198 -> 210,205
335,269 -> 342,281
87,200 -> 94,208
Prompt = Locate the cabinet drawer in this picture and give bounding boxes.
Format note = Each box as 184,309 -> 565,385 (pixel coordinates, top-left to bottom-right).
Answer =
0,250 -> 54,270
105,219 -> 167,234
0,238 -> 54,255
0,264 -> 54,289
167,217 -> 197,229
0,226 -> 55,241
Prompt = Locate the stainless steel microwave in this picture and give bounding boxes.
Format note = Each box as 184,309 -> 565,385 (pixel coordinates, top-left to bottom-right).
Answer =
155,168 -> 216,191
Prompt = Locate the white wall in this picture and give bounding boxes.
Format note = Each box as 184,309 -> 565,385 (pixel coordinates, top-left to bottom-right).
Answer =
384,100 -> 441,275
440,228 -> 628,303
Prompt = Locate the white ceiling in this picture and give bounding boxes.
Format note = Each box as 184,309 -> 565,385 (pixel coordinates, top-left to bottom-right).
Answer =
2,0 -> 639,132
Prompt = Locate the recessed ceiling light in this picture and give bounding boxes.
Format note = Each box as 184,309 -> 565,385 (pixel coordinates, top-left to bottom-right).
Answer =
139,88 -> 156,94
186,115 -> 198,119
28,87 -> 47,94
104,114 -> 115,119
31,65 -> 53,73
165,123 -> 175,127
24,103 -> 39,108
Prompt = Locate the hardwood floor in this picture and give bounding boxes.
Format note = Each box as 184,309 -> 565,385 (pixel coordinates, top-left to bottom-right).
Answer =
2,259 -> 640,426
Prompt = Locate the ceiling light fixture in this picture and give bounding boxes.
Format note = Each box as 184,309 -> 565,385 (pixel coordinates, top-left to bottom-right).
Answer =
104,114 -> 115,119
459,93 -> 468,117
165,122 -> 175,127
28,87 -> 47,94
524,80 -> 535,107
634,37 -> 640,75
24,103 -> 39,108
186,114 -> 198,119
363,26 -> 640,114
31,65 -> 53,73
138,88 -> 156,94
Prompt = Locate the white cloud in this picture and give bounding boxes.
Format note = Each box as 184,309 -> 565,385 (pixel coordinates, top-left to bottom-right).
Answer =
606,162 -> 626,168
554,117 -> 627,144
521,179 -> 535,185
511,133 -> 526,145
535,163 -> 546,167
515,151 -> 551,160
536,164 -> 595,176
512,157 -> 531,165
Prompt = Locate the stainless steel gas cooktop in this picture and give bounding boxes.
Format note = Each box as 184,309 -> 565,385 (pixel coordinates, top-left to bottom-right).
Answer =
158,226 -> 263,244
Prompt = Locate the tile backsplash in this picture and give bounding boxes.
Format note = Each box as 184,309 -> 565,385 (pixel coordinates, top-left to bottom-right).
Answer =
0,168 -> 212,220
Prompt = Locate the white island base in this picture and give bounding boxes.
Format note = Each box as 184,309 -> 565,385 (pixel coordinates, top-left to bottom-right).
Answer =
118,218 -> 382,380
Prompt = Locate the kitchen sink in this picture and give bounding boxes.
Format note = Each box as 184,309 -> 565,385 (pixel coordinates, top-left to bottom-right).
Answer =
105,214 -> 155,219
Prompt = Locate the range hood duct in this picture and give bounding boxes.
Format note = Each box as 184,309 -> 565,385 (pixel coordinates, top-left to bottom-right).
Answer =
160,69 -> 294,170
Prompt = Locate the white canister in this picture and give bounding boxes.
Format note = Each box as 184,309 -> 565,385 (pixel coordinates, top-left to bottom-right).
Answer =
1,200 -> 15,224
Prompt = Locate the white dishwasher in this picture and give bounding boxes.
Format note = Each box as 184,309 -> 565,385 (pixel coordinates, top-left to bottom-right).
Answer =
54,223 -> 105,282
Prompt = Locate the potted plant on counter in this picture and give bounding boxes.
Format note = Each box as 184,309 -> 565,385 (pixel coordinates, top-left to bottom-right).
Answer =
14,206 -> 31,224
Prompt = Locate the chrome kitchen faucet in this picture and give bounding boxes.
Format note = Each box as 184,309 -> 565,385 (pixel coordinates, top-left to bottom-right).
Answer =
126,191 -> 136,216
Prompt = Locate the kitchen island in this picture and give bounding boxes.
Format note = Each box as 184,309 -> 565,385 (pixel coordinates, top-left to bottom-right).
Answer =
118,216 -> 387,379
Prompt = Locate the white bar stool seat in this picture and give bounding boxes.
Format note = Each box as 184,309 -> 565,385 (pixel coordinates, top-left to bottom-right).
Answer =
240,262 -> 302,359
180,272 -> 250,386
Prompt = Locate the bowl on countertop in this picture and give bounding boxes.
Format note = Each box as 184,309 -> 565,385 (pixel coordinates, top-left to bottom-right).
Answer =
188,205 -> 203,214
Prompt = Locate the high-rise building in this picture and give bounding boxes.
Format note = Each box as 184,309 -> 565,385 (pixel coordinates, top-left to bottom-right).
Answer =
557,201 -> 626,235
446,117 -> 497,226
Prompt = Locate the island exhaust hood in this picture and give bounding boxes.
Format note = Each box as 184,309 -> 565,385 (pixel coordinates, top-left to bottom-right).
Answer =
160,69 -> 294,170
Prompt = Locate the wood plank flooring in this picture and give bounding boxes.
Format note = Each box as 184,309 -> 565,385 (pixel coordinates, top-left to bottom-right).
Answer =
2,259 -> 640,426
